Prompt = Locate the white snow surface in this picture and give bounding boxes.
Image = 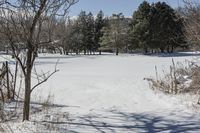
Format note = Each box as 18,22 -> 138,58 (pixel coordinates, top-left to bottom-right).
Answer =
2,53 -> 200,133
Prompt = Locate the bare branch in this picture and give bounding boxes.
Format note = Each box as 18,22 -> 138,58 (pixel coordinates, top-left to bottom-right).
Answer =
31,69 -> 59,92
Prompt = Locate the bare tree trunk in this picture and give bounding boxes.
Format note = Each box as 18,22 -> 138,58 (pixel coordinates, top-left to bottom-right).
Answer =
12,61 -> 18,100
167,46 -> 170,53
65,50 -> 69,55
6,61 -> 10,99
57,47 -> 62,55
23,50 -> 33,121
23,73 -> 31,121
171,46 -> 174,53
116,48 -> 119,55
160,47 -> 164,53
144,47 -> 148,53
84,49 -> 86,55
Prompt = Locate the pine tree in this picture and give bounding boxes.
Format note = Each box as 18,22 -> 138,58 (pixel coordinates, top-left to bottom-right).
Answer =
152,2 -> 185,53
76,11 -> 96,54
71,20 -> 83,54
130,1 -> 151,53
86,12 -> 95,54
94,10 -> 106,54
130,1 -> 185,53
77,11 -> 88,54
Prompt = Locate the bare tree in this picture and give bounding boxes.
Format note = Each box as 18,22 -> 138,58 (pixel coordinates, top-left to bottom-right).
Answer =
100,13 -> 128,55
182,0 -> 200,49
0,0 -> 78,121
48,17 -> 69,55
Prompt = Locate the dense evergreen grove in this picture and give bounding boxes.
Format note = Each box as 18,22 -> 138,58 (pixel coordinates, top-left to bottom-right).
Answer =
129,1 -> 185,53
24,1 -> 187,55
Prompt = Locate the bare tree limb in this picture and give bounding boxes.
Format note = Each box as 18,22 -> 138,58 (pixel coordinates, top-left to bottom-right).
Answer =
31,69 -> 59,93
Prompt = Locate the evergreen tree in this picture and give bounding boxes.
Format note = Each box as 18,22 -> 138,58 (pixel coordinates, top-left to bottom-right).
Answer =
71,20 -> 84,54
77,11 -> 88,54
130,1 -> 151,53
130,1 -> 185,53
76,11 -> 96,54
94,10 -> 106,54
86,12 -> 95,54
152,2 -> 185,53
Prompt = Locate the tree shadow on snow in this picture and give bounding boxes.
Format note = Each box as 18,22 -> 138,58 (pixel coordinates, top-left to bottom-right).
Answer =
34,60 -> 65,65
38,110 -> 200,133
37,54 -> 103,60
36,53 -> 116,60
143,52 -> 200,58
40,109 -> 200,133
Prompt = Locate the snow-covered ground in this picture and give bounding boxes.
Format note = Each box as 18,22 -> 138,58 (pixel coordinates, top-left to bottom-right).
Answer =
1,53 -> 200,132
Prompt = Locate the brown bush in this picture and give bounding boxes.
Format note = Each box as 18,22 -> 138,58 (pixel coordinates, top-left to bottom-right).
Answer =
146,59 -> 200,98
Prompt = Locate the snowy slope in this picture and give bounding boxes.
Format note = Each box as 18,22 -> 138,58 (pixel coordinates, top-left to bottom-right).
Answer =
1,53 -> 200,132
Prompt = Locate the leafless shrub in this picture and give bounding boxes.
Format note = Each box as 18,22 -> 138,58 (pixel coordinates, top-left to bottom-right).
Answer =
188,66 -> 200,94
146,59 -> 200,104
182,0 -> 200,49
146,59 -> 196,93
41,93 -> 54,114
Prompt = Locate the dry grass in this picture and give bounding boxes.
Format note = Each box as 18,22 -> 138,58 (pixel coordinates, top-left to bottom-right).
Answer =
145,59 -> 200,104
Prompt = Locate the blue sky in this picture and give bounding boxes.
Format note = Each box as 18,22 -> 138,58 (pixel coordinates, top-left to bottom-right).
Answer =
69,0 -> 183,17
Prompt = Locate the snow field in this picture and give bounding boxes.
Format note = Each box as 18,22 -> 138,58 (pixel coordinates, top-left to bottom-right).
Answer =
1,53 -> 200,132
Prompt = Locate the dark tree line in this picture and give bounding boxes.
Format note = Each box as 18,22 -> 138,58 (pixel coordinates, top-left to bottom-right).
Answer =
54,10 -> 107,55
129,1 -> 186,53
51,1 -> 186,55
0,1 -> 187,56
